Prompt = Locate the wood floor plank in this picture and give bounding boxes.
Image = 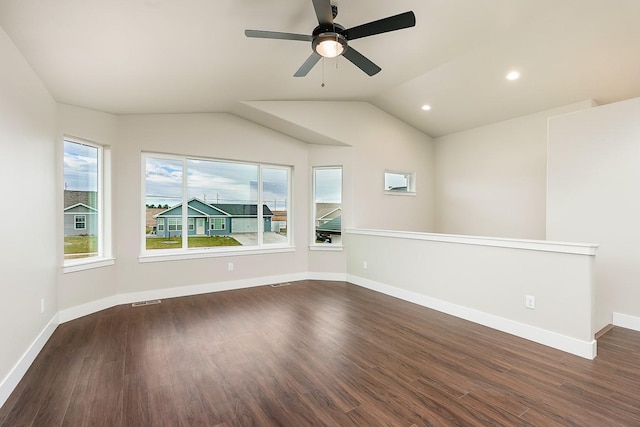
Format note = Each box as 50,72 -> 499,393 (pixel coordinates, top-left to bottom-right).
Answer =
2,280 -> 640,426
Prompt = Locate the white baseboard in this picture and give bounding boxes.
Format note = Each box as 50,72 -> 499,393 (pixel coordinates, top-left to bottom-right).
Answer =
58,272 -> 317,324
613,312 -> 640,332
58,295 -> 121,324
0,314 -> 59,409
307,272 -> 348,282
347,274 -> 597,360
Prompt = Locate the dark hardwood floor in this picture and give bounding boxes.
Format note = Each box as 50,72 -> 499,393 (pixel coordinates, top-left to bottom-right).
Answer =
2,280 -> 640,426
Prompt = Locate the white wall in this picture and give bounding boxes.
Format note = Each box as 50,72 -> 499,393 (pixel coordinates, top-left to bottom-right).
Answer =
346,229 -> 598,358
0,27 -> 57,399
547,97 -> 640,332
434,100 -> 595,239
237,101 -> 435,232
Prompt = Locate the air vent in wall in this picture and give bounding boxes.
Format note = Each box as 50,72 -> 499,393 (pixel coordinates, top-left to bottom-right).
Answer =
270,282 -> 292,288
131,299 -> 162,307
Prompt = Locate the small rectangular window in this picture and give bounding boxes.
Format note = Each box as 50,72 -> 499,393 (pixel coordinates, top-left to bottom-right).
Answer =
385,171 -> 415,194
168,217 -> 182,231
74,215 -> 87,230
210,218 -> 226,230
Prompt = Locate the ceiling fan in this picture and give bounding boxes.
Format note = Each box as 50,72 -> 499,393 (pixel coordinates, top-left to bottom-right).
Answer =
245,0 -> 416,77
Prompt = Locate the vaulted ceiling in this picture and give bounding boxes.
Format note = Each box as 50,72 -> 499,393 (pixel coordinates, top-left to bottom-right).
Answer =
1,0 -> 639,137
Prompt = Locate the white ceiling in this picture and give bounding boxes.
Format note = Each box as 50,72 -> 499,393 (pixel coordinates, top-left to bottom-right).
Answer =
1,0 -> 639,137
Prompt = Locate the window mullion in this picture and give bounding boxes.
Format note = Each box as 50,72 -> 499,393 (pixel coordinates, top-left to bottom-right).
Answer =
257,165 -> 263,247
182,158 -> 188,249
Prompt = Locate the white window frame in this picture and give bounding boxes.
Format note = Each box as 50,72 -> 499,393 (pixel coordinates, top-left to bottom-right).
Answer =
311,166 -> 343,251
63,137 -> 114,273
384,170 -> 416,195
140,153 -> 294,262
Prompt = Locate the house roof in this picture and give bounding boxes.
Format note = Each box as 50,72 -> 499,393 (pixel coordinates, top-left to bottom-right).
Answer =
2,1 -> 639,138
315,204 -> 341,220
64,203 -> 97,213
64,190 -> 96,209
316,216 -> 341,233
154,198 -> 273,218
211,204 -> 273,217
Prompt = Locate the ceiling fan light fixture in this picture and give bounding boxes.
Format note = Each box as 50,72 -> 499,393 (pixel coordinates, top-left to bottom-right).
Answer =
313,32 -> 347,58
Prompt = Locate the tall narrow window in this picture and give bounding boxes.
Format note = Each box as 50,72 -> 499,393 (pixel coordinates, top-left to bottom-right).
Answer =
63,139 -> 104,262
313,167 -> 342,246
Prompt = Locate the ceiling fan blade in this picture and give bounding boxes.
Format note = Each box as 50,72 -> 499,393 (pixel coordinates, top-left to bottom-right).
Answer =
312,0 -> 333,25
344,11 -> 416,41
342,47 -> 381,76
294,52 -> 322,77
245,29 -> 312,42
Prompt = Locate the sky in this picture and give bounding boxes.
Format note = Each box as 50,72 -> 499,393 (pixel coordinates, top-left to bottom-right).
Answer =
63,140 -> 98,191
314,167 -> 342,203
145,157 -> 293,210
65,148 -> 342,210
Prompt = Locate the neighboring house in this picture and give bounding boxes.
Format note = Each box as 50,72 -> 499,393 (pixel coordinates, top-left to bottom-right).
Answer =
154,198 -> 273,238
271,210 -> 287,233
63,190 -> 98,236
64,190 -> 97,208
316,215 -> 341,243
64,203 -> 98,236
315,203 -> 341,227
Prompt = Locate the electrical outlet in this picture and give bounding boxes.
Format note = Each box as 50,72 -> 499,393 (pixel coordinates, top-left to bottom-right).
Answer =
228,262 -> 234,271
525,295 -> 535,310
40,298 -> 45,314
363,261 -> 368,270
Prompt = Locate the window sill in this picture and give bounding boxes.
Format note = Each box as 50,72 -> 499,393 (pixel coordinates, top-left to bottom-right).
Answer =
309,244 -> 344,252
138,245 -> 296,263
384,190 -> 416,196
63,257 -> 115,274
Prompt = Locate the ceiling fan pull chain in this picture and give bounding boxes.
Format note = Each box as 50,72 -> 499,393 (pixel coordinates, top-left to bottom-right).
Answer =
321,57 -> 325,87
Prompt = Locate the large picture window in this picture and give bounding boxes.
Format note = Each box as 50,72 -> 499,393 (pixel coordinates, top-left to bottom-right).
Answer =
312,167 -> 342,247
63,138 -> 110,265
143,154 -> 291,255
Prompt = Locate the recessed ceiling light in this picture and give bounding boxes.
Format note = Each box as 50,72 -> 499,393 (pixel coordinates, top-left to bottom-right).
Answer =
421,104 -> 432,111
506,71 -> 520,81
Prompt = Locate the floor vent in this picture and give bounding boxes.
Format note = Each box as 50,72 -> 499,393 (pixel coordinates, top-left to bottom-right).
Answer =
270,282 -> 292,288
131,299 -> 162,307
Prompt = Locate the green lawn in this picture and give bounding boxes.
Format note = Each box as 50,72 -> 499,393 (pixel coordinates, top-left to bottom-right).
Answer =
64,235 -> 97,259
65,235 -> 242,255
146,235 -> 241,250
